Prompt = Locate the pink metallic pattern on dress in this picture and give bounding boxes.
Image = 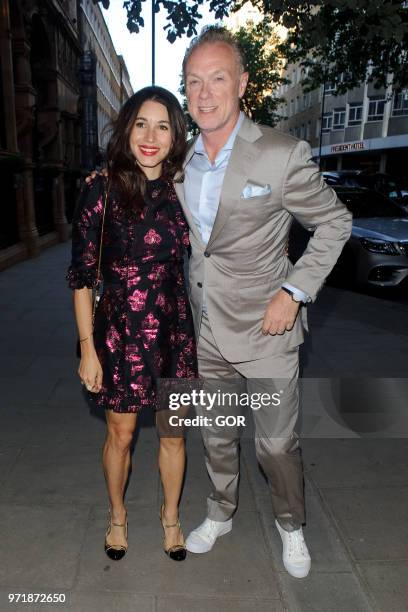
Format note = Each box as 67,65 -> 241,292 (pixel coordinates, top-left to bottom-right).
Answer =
155,292 -> 172,315
144,228 -> 162,245
129,288 -> 148,311
106,325 -> 122,353
66,175 -> 198,414
127,265 -> 141,285
141,312 -> 160,348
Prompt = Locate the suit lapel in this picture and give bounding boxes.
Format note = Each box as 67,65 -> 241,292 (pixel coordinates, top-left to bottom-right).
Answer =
206,117 -> 263,250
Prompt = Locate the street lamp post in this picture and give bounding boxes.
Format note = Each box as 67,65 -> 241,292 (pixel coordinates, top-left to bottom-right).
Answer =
318,76 -> 326,170
152,0 -> 155,85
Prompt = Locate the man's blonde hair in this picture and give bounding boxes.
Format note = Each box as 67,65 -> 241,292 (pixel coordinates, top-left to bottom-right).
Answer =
182,25 -> 246,81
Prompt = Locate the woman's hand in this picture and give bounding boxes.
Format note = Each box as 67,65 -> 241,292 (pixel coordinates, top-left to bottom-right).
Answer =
85,168 -> 108,184
78,350 -> 103,392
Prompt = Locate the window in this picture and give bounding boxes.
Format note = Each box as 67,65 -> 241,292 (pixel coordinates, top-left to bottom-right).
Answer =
290,99 -> 294,116
324,81 -> 336,94
322,112 -> 333,131
368,96 -> 386,121
306,121 -> 311,141
392,90 -> 408,116
348,103 -> 363,125
333,108 -> 346,129
302,94 -> 307,111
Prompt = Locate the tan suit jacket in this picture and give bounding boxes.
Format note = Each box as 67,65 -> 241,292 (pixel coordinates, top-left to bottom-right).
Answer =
174,115 -> 352,363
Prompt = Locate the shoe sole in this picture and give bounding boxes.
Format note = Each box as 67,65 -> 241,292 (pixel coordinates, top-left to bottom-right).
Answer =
283,561 -> 311,579
186,523 -> 232,553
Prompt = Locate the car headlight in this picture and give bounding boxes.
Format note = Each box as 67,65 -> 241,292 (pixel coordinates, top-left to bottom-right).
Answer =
360,238 -> 399,255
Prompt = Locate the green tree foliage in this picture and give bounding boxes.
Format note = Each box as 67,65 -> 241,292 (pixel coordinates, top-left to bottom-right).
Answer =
118,0 -> 408,92
234,18 -> 288,125
270,0 -> 408,94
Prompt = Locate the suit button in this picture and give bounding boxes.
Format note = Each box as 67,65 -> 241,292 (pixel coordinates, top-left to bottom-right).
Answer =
197,282 -> 202,288
204,251 -> 210,257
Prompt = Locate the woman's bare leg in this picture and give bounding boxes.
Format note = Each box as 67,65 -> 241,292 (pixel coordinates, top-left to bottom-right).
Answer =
103,409 -> 137,547
158,434 -> 186,549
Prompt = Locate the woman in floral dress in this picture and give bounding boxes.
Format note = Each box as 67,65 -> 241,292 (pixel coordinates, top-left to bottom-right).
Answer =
66,87 -> 198,562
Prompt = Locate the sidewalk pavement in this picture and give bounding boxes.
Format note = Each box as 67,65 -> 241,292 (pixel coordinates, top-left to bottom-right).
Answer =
0,242 -> 407,612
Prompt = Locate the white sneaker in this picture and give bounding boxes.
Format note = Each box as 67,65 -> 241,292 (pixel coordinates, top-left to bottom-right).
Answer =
275,519 -> 311,578
186,517 -> 232,553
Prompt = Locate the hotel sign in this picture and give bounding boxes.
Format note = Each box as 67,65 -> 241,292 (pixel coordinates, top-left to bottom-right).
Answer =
331,141 -> 365,153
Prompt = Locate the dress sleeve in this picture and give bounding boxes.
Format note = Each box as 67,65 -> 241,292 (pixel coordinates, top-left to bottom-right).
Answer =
174,204 -> 190,249
66,176 -> 105,290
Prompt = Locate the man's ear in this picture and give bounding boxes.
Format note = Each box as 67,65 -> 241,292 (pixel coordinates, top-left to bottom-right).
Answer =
239,71 -> 249,99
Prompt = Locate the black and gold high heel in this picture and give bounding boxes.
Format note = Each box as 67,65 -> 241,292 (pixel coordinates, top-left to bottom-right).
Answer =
104,509 -> 128,561
159,504 -> 187,561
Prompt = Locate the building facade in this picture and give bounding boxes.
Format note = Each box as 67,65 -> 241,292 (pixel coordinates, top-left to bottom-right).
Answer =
0,0 -> 133,271
78,0 -> 133,170
276,62 -> 408,179
0,0 -> 81,270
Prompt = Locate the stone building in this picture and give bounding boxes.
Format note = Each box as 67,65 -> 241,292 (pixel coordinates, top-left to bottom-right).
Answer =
0,0 -> 133,271
0,0 -> 81,270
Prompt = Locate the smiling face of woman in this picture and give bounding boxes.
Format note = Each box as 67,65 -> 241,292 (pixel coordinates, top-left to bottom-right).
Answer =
129,100 -> 173,180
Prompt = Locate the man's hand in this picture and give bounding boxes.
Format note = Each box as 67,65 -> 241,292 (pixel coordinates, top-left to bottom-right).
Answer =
261,289 -> 301,336
85,167 -> 108,184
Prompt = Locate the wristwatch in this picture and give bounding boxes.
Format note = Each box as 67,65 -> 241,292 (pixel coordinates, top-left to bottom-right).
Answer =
281,286 -> 303,303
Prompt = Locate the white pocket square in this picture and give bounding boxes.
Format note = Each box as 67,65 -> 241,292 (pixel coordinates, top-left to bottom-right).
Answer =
241,181 -> 271,199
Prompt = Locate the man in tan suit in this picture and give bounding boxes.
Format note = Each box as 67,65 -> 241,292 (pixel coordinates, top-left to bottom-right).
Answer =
173,26 -> 352,579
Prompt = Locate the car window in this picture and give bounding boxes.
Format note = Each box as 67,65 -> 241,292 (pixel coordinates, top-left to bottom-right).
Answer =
343,177 -> 362,187
335,190 -> 405,218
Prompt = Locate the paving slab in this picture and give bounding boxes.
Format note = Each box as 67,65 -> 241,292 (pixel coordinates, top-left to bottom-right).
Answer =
0,444 -> 107,506
0,504 -> 89,590
278,572 -> 374,612
303,438 -> 408,488
0,375 -> 59,404
357,561 -> 408,612
23,355 -> 79,380
320,486 -> 408,561
156,595 -> 284,612
0,447 -> 23,485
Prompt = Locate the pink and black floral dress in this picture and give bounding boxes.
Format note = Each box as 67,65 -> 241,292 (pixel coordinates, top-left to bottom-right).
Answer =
66,175 -> 198,413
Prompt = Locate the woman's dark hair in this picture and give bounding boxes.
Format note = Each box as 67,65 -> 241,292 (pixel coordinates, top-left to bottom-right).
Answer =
106,86 -> 187,217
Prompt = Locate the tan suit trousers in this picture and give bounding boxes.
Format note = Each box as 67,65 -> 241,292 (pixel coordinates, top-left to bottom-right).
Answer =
196,312 -> 306,531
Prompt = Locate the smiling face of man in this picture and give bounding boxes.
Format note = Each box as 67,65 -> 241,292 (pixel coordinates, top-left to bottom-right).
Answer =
185,41 -> 248,139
